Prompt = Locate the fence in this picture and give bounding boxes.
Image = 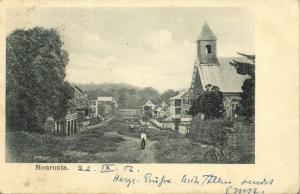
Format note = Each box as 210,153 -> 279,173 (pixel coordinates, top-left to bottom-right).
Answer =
178,124 -> 190,134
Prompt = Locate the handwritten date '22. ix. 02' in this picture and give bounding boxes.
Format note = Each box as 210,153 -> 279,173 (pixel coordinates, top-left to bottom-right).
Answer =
78,164 -> 171,188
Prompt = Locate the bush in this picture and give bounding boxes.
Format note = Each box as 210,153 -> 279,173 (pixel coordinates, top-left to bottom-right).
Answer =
89,117 -> 101,126
202,146 -> 254,164
188,119 -> 233,147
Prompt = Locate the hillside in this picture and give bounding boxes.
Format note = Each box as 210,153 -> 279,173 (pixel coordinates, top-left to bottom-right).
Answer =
75,83 -> 175,109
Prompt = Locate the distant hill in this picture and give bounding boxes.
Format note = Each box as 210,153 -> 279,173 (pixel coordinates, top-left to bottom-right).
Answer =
77,83 -> 140,92
74,83 -> 178,109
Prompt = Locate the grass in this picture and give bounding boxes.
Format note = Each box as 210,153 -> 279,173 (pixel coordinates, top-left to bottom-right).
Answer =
6,131 -> 68,163
6,116 -> 253,163
187,118 -> 255,163
154,138 -> 216,163
67,129 -> 125,154
6,127 -> 125,163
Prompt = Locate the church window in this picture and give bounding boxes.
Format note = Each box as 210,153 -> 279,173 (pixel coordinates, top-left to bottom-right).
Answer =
205,45 -> 212,54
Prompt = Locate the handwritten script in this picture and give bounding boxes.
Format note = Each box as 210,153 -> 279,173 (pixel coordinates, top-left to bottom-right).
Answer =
76,164 -> 274,194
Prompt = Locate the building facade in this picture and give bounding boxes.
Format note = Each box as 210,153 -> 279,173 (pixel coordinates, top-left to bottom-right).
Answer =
94,97 -> 118,120
153,101 -> 170,120
49,84 -> 90,135
141,100 -> 157,119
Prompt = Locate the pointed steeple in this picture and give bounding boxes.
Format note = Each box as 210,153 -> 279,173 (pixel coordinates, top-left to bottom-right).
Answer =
197,22 -> 217,41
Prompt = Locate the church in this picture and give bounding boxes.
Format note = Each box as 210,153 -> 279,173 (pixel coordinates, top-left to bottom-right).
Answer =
190,22 -> 251,118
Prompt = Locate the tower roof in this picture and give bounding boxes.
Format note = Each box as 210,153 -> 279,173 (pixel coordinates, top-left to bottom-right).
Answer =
197,22 -> 217,41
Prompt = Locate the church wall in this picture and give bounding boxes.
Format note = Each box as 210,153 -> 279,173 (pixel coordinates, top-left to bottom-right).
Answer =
191,68 -> 204,97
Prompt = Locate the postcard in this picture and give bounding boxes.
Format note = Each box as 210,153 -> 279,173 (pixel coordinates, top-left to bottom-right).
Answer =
0,0 -> 299,193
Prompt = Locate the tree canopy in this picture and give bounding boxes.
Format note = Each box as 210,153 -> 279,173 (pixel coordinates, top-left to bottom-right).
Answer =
6,27 -> 73,132
160,89 -> 179,104
230,52 -> 255,119
189,84 -> 225,119
78,83 -> 175,109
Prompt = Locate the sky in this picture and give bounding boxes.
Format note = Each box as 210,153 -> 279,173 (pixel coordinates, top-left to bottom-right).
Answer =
6,7 -> 254,92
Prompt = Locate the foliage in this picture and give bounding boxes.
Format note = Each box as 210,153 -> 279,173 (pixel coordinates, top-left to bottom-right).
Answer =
6,27 -> 73,132
230,52 -> 255,119
154,137 -> 218,163
78,83 -> 162,109
240,79 -> 255,118
143,105 -> 153,120
189,118 -> 254,163
160,89 -> 179,105
188,118 -> 233,147
6,129 -> 125,162
6,131 -> 67,162
189,84 -> 225,119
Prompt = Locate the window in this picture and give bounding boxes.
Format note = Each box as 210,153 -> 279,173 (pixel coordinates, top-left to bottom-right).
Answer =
205,45 -> 212,54
183,98 -> 189,105
175,108 -> 181,115
175,99 -> 181,106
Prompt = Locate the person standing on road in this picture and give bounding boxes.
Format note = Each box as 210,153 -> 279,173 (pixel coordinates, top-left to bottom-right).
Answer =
141,130 -> 147,150
129,123 -> 134,131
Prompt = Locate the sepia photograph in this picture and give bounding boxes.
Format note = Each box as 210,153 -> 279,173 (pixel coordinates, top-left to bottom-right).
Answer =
5,7 -> 255,164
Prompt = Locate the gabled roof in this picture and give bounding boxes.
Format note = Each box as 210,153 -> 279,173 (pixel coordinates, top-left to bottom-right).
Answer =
155,101 -> 169,112
195,57 -> 251,93
169,88 -> 191,100
71,84 -> 88,100
197,22 -> 217,41
142,100 -> 156,107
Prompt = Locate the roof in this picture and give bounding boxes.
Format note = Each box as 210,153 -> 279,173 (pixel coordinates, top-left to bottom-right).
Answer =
196,57 -> 251,93
155,101 -> 169,112
97,96 -> 115,102
197,22 -> 217,41
71,84 -> 88,100
142,100 -> 156,107
164,113 -> 175,121
169,88 -> 190,100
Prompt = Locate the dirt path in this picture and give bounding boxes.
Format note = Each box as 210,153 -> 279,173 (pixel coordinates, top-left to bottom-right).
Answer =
63,117 -> 159,163
106,132 -> 158,163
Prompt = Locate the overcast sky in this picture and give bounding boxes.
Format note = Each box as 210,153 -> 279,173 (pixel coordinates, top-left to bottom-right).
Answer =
6,7 -> 254,92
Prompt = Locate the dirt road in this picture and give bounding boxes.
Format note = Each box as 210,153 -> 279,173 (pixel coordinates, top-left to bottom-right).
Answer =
63,119 -> 159,163
113,133 -> 158,163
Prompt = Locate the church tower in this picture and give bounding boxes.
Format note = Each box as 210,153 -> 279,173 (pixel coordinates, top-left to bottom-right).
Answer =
197,22 -> 217,64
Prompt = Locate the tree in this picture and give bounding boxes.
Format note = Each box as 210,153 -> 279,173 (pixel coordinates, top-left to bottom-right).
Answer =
230,52 -> 255,119
189,84 -> 225,119
6,27 -> 73,132
143,105 -> 152,121
160,89 -> 179,104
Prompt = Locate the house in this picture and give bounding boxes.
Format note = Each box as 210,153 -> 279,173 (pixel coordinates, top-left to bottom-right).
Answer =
141,100 -> 157,119
95,97 -> 118,119
190,22 -> 251,118
169,89 -> 193,119
50,84 -> 90,135
168,89 -> 193,130
153,101 -> 170,120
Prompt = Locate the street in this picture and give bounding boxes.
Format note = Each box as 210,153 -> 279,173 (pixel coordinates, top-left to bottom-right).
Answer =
7,115 -> 216,163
